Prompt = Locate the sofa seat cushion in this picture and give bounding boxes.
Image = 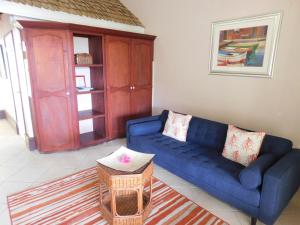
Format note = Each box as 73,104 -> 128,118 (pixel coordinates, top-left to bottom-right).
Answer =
130,133 -> 261,207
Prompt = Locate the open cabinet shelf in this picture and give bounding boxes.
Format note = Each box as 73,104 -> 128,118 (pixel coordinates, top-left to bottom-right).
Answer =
77,89 -> 104,95
80,131 -> 106,147
73,33 -> 107,147
78,110 -> 105,120
75,64 -> 103,68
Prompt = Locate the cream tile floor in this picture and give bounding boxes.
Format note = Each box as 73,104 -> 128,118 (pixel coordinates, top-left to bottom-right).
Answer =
0,119 -> 299,225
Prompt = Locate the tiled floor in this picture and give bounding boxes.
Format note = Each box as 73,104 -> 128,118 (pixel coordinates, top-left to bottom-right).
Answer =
0,119 -> 299,225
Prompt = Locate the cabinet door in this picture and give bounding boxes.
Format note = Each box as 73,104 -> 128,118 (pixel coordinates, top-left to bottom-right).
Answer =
131,39 -> 153,117
130,87 -> 152,119
107,89 -> 131,138
25,29 -> 77,152
105,36 -> 131,138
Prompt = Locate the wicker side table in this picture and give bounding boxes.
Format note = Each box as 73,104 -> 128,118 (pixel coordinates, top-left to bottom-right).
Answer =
97,161 -> 153,225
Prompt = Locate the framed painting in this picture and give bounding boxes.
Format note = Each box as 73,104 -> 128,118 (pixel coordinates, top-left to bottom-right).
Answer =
209,12 -> 282,78
0,45 -> 8,79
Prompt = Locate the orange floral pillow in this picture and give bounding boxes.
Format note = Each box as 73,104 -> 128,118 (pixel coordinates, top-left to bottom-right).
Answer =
163,111 -> 192,142
222,125 -> 266,166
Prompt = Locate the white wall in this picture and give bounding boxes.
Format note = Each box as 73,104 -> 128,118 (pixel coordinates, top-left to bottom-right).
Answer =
12,28 -> 34,137
0,13 -> 13,36
0,39 -> 15,116
0,14 -> 34,137
4,32 -> 25,136
0,14 -> 15,117
122,0 -> 300,148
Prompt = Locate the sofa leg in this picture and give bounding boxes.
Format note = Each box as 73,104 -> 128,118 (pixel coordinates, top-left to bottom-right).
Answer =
251,217 -> 257,225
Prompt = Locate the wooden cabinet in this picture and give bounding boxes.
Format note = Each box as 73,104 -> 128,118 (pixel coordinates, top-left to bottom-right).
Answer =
131,39 -> 153,118
106,36 -> 154,139
21,21 -> 155,152
24,29 -> 78,152
105,36 -> 131,138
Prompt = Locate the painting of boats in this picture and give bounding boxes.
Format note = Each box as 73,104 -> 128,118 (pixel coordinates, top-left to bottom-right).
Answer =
209,13 -> 282,77
217,25 -> 268,67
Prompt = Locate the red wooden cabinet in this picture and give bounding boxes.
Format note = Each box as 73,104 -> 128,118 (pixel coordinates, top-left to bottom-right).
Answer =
24,29 -> 78,152
105,36 -> 131,138
105,36 -> 154,139
21,21 -> 155,152
131,39 -> 153,119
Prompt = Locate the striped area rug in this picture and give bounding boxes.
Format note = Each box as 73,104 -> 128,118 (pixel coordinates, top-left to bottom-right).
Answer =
7,167 -> 228,225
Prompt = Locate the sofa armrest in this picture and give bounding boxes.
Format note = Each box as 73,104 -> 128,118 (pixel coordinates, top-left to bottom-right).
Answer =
239,154 -> 277,189
127,115 -> 161,127
258,150 -> 300,225
127,115 -> 162,143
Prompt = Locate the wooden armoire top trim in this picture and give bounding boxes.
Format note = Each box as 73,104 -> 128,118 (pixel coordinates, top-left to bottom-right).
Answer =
18,21 -> 156,40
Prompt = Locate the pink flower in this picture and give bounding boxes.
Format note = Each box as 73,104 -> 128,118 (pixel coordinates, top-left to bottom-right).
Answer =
232,151 -> 240,161
229,134 -> 237,147
243,137 -> 253,152
119,154 -> 131,164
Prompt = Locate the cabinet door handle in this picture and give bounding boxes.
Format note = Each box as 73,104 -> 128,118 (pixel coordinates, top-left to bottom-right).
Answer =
132,86 -> 135,90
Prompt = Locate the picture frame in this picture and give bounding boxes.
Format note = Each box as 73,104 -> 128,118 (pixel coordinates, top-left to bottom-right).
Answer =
0,45 -> 8,79
209,12 -> 282,78
75,75 -> 86,88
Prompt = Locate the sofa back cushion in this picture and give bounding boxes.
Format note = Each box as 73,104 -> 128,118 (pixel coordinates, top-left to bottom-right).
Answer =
187,117 -> 228,150
159,110 -> 292,155
160,110 -> 228,150
260,135 -> 292,158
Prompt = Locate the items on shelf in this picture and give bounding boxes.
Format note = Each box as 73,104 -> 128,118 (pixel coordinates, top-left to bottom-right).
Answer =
75,53 -> 93,65
76,87 -> 94,92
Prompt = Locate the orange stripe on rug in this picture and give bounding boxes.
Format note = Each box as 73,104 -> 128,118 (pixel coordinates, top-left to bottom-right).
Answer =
176,206 -> 205,225
161,203 -> 194,224
11,181 -> 98,219
7,167 -> 228,225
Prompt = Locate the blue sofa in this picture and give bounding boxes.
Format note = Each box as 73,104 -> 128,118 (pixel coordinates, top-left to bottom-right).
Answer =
126,110 -> 300,225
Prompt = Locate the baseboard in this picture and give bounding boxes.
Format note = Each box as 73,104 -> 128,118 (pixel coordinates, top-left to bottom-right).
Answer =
5,112 -> 18,133
0,110 -> 5,119
25,135 -> 37,151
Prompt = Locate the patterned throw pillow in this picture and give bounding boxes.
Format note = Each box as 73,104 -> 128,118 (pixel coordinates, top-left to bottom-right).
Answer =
163,111 -> 192,142
222,125 -> 266,166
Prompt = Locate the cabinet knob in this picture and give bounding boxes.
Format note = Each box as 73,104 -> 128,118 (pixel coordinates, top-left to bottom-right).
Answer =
66,92 -> 70,96
132,86 -> 135,90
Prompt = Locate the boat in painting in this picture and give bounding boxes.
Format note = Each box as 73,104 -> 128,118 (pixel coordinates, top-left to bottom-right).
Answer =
218,50 -> 247,66
218,41 -> 261,66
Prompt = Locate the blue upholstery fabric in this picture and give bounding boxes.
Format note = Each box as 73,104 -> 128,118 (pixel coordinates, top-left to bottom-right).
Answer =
160,110 -> 293,156
126,111 -> 299,225
128,120 -> 162,136
159,110 -> 169,126
127,115 -> 161,127
239,154 -> 277,189
130,133 -> 260,207
160,110 -> 228,150
260,135 -> 292,158
259,150 -> 300,225
126,115 -> 161,143
187,117 -> 228,150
